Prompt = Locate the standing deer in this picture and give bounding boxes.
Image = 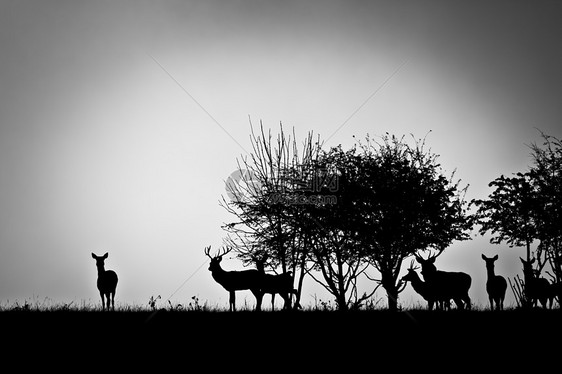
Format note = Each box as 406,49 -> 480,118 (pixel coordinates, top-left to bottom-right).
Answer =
91,252 -> 118,311
255,257 -> 296,311
401,260 -> 450,310
205,246 -> 263,312
481,254 -> 507,311
415,250 -> 472,310
520,257 -> 553,309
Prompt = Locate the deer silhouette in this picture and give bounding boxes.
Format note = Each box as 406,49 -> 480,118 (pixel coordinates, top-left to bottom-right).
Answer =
415,251 -> 472,310
520,257 -> 553,309
401,260 -> 450,310
255,257 -> 296,311
91,252 -> 118,311
205,246 -> 263,311
481,254 -> 507,311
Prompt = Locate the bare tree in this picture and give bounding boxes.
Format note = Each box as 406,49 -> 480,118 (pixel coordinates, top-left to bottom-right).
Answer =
220,122 -> 322,309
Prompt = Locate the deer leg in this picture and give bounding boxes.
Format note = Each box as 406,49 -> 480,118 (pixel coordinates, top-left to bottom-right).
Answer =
282,292 -> 291,310
99,292 -> 105,311
229,291 -> 236,312
111,292 -> 115,311
252,289 -> 262,312
271,293 -> 275,311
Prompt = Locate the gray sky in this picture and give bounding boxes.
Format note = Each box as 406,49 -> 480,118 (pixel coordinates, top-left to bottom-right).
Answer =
1,0 -> 561,309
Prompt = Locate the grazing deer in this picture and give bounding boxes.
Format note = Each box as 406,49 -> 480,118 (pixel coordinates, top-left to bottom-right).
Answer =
481,254 -> 507,311
401,260 -> 450,310
255,258 -> 296,311
415,250 -> 472,310
520,257 -> 553,309
205,246 -> 263,312
91,252 -> 118,311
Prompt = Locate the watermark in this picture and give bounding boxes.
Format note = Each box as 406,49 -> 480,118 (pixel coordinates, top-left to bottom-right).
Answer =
266,193 -> 337,206
225,168 -> 339,206
225,169 -> 263,203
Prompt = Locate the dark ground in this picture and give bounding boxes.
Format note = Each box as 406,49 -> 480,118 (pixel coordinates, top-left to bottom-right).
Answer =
2,309 -> 560,370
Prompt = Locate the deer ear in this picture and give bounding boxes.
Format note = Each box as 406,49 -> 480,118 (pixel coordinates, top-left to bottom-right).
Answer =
415,255 -> 422,263
493,254 -> 498,261
91,253 -> 97,259
103,252 -> 109,259
481,254 -> 486,260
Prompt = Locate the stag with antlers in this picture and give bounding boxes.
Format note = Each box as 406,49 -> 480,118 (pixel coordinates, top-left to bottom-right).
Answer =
401,260 -> 450,310
205,246 -> 264,311
415,250 -> 472,310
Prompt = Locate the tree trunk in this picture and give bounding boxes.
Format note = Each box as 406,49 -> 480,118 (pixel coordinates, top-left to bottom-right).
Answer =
382,272 -> 399,312
335,293 -> 348,311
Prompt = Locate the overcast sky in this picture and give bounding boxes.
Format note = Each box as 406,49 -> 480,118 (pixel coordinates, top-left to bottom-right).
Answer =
1,0 -> 561,309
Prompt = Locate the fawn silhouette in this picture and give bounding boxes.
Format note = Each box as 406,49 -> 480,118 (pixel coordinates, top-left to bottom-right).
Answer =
205,246 -> 263,311
415,251 -> 472,310
520,257 -> 553,309
255,257 -> 296,311
401,261 -> 450,310
91,252 -> 118,311
481,254 -> 507,311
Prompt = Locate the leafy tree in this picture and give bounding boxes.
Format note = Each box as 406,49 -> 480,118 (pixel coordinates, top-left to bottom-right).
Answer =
528,133 -> 562,285
357,135 -> 472,311
474,131 -> 562,306
301,145 -> 374,311
474,172 -> 538,259
306,135 -> 473,311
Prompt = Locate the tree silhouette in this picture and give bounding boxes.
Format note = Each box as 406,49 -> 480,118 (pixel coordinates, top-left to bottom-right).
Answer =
221,128 -> 472,311
474,131 -> 562,307
528,133 -> 562,296
306,134 -> 472,311
474,172 -> 538,259
221,122 -> 321,309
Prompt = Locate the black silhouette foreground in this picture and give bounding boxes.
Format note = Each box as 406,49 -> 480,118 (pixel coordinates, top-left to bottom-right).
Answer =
482,254 -> 507,311
91,252 -> 118,311
415,250 -> 472,310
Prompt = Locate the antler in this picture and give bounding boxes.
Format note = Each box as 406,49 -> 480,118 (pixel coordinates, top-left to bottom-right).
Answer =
204,245 -> 233,259
217,246 -> 233,259
415,248 -> 444,262
408,259 -> 420,271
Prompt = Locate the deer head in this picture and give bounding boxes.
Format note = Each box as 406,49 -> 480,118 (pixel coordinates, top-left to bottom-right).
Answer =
520,257 -> 537,278
91,252 -> 109,270
401,260 -> 421,283
414,249 -> 443,278
204,246 -> 232,272
481,254 -> 498,267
